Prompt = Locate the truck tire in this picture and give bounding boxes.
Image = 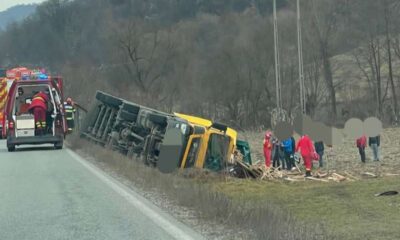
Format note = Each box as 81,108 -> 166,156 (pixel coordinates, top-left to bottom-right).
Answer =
122,103 -> 140,114
119,110 -> 137,122
95,91 -> 109,102
97,92 -> 122,108
103,95 -> 123,108
149,113 -> 167,127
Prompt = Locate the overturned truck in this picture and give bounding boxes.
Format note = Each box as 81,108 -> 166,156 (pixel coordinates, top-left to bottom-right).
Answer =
81,91 -> 251,173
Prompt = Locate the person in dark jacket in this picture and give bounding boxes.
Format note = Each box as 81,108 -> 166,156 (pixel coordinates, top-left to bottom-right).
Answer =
272,137 -> 283,169
314,141 -> 324,168
356,135 -> 367,163
369,135 -> 380,161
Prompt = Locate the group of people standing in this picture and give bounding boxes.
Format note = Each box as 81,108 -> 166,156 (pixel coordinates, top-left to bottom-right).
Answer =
263,132 -> 324,177
263,131 -> 382,177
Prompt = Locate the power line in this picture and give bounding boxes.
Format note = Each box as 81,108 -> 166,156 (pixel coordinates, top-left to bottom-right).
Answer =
297,0 -> 306,114
273,0 -> 282,111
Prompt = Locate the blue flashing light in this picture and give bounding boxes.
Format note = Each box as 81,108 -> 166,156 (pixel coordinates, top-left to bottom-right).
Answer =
38,74 -> 48,80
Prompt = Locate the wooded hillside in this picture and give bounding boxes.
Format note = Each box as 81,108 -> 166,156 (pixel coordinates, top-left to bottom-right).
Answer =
1,0 -> 400,127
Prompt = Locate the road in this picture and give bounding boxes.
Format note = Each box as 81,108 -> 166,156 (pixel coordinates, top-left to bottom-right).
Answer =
0,141 -> 204,240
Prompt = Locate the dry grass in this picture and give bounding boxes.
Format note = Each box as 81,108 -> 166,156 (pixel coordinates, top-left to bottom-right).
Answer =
68,135 -> 330,240
231,128 -> 400,239
216,177 -> 400,240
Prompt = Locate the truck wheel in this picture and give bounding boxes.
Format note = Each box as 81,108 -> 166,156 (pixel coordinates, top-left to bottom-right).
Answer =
54,141 -> 63,150
119,110 -> 137,122
122,103 -> 140,114
103,95 -> 123,108
149,113 -> 167,127
7,145 -> 15,152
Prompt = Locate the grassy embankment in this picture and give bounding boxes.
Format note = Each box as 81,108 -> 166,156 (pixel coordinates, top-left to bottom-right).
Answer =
217,178 -> 400,240
70,135 -> 400,240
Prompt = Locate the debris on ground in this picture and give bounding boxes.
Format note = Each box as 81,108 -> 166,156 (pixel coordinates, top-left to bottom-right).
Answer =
362,172 -> 377,178
232,159 -> 353,183
239,128 -> 400,183
374,191 -> 399,197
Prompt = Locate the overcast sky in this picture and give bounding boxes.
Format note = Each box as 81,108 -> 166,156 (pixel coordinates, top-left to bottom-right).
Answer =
0,0 -> 46,12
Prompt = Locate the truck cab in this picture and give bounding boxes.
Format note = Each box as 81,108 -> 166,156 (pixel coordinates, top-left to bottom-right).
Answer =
172,113 -> 237,171
2,79 -> 67,151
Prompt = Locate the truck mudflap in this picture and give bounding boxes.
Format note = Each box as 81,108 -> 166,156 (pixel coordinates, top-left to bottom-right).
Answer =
157,128 -> 186,174
7,135 -> 63,145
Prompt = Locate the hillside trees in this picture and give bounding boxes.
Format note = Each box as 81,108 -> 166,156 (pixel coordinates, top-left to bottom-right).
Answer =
302,0 -> 349,122
1,0 -> 400,127
350,0 -> 400,122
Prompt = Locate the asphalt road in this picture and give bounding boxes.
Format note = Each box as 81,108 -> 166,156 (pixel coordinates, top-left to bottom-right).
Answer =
0,141 -> 204,240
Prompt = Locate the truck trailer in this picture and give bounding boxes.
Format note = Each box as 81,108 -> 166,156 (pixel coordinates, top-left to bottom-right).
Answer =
81,91 -> 250,173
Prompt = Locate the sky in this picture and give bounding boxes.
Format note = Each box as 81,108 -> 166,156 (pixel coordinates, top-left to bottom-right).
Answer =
0,0 -> 46,12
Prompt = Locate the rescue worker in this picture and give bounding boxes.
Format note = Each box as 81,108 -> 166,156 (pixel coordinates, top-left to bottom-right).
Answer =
64,97 -> 76,133
296,134 -> 315,177
356,135 -> 367,163
263,131 -> 273,168
28,91 -> 49,136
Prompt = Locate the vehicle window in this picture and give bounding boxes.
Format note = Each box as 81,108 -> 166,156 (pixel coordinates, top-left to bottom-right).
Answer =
185,138 -> 201,168
14,85 -> 52,115
204,134 -> 230,171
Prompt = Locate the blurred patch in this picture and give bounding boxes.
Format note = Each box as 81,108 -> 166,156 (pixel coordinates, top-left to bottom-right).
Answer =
344,118 -> 364,139
363,117 -> 382,137
309,121 -> 325,142
274,121 -> 293,141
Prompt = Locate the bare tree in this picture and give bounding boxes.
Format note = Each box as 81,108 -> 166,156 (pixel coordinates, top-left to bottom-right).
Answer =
116,21 -> 175,97
303,0 -> 346,122
383,0 -> 398,121
353,39 -> 386,117
303,56 -> 327,117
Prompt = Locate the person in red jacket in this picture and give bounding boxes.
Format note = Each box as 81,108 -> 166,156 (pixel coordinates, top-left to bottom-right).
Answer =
356,135 -> 367,163
28,91 -> 49,136
263,131 -> 273,168
296,134 -> 315,177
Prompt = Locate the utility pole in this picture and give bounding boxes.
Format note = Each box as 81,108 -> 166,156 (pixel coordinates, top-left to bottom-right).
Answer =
297,0 -> 306,114
273,0 -> 282,111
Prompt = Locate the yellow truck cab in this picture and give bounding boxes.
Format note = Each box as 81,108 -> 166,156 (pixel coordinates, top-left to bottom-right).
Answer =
175,113 -> 237,171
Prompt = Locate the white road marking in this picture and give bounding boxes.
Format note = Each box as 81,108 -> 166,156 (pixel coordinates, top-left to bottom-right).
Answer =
66,149 -> 200,240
